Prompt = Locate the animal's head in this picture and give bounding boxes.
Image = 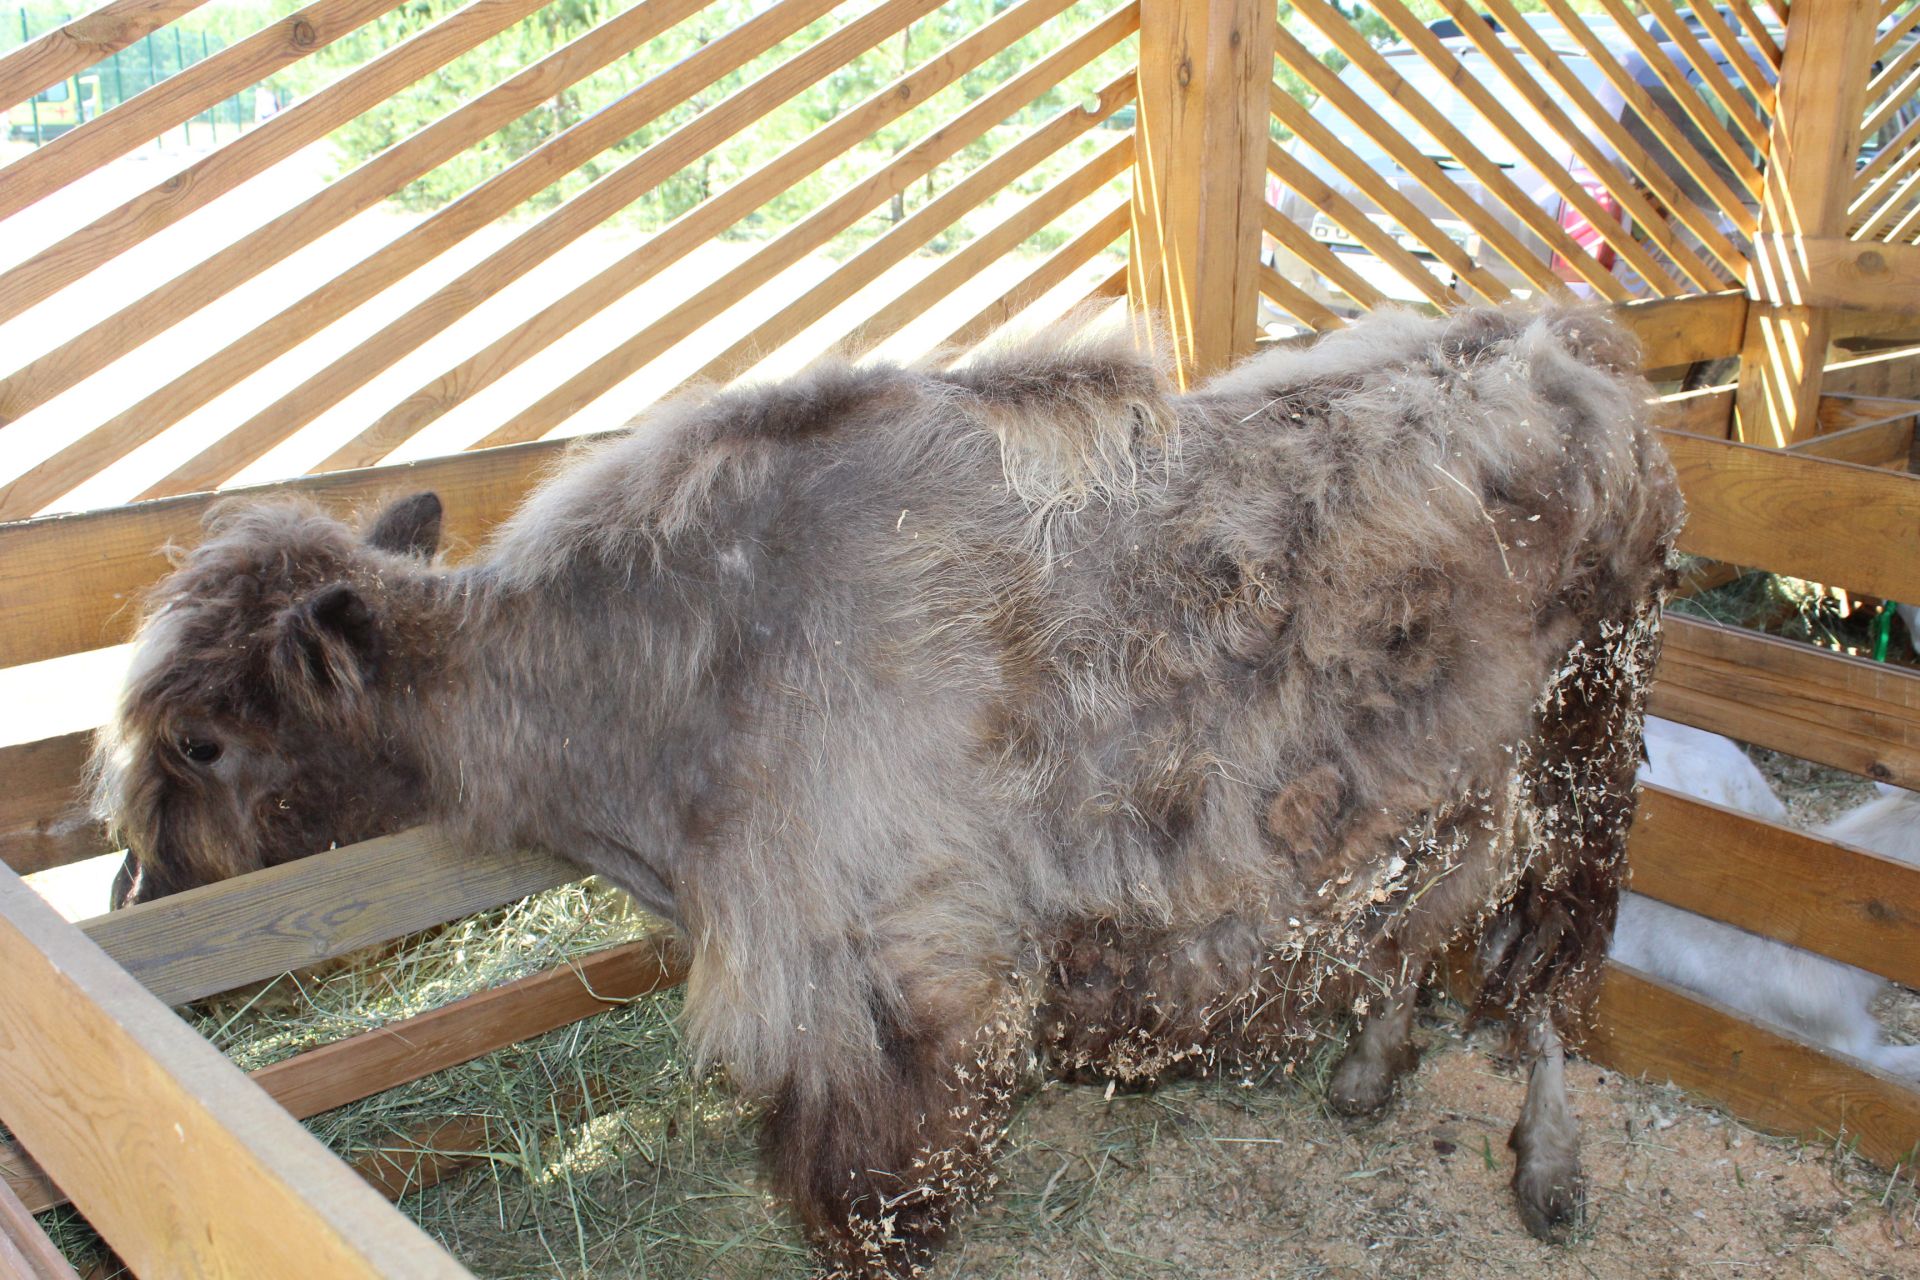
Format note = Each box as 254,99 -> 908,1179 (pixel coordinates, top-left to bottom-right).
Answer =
95,492 -> 445,909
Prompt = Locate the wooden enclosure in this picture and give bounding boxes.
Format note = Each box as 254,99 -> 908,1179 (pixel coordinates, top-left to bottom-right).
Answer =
1,0 -> 1918,1272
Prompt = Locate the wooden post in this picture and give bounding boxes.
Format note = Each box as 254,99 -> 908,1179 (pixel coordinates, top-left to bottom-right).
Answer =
1129,0 -> 1273,386
1736,0 -> 1880,445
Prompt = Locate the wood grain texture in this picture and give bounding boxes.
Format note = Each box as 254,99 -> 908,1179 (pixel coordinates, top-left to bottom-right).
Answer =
1588,963 -> 1920,1172
1630,783 -> 1920,987
0,863 -> 471,1277
1129,0 -> 1273,382
1789,413 -> 1915,467
0,0 -> 404,227
940,201 -> 1132,352
0,731 -> 100,877
1752,235 -> 1920,313
0,0 -> 205,114
1652,614 -> 1920,789
9,935 -> 688,1215
1612,291 -> 1749,370
81,828 -> 575,1008
1660,427 -> 1920,602
0,0 -> 549,331
1590,0 -> 1765,191
1260,202 -> 1387,312
1654,385 -> 1737,437
0,1163 -> 77,1280
0,434 -> 576,670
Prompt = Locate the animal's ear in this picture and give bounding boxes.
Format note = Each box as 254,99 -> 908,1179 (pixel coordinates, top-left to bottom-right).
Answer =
365,491 -> 442,559
272,582 -> 379,707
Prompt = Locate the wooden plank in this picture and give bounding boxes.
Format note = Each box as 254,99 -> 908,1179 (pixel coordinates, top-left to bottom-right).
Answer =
0,0 -> 405,226
1752,235 -> 1920,314
1475,0 -> 1749,280
513,135 -> 1136,441
1725,0 -> 1785,66
1652,614 -> 1920,789
1736,0 -> 1881,446
1877,0 -> 1920,59
1261,203 -> 1387,312
0,732 -> 100,878
1821,341 -> 1920,396
81,828 -> 576,1008
1256,262 -> 1344,333
1855,159 -> 1920,239
671,14 -> 1142,391
1128,0 -> 1272,382
1815,392 -> 1920,431
1688,0 -> 1778,114
0,0 -> 550,331
1612,291 -> 1749,370
0,432 -> 575,670
9,934 -> 687,1215
1592,0 -> 1766,192
1266,75 -> 1505,305
0,1144 -> 55,1227
1792,413 -> 1916,467
1290,0 -> 1619,300
0,862 -> 471,1277
307,0 -> 1113,474
1653,385 -> 1737,437
0,0 -> 707,478
1630,783 -> 1920,988
941,201 -> 1133,352
1852,110 -> 1920,196
0,1169 -> 78,1280
1587,963 -> 1920,1173
1860,51 -> 1920,144
1427,0 -> 1722,294
144,0 -> 936,498
0,0 -> 206,114
1661,427 -> 1920,602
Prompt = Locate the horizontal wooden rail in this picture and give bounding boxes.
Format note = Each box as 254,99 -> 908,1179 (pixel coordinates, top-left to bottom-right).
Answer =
1755,236 -> 1920,312
0,0 -> 206,115
1588,963 -> 1920,1173
0,0 -> 550,331
0,0 -> 405,226
0,731 -> 97,877
0,863 -> 470,1277
1613,291 -> 1749,370
81,828 -> 575,1008
7,933 -> 687,1215
1661,427 -> 1920,603
1630,783 -> 1920,988
1652,614 -> 1920,790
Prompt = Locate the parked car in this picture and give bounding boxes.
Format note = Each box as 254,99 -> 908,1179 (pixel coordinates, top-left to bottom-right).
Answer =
1264,10 -> 1874,327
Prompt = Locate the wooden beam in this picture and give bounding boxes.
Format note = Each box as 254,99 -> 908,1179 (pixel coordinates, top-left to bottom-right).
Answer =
1613,292 -> 1749,372
0,731 -> 100,877
1587,963 -> 1920,1172
1653,385 -> 1737,437
0,1 -> 207,115
1129,0 -> 1273,383
0,863 -> 471,1277
1630,784 -> 1920,987
1751,235 -> 1920,314
82,828 -> 576,1008
9,934 -> 687,1215
0,1167 -> 77,1280
1789,414 -> 1916,468
1735,0 -> 1881,445
1661,428 -> 1920,603
1652,614 -> 1920,789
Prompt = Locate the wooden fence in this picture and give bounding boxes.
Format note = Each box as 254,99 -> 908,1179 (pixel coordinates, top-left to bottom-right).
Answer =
1,0 -> 1918,1272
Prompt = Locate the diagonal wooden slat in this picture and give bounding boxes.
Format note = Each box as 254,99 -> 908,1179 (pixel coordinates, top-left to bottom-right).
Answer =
1473,0 -> 1749,278
1860,47 -> 1920,143
140,0 -> 932,499
0,0 -> 551,331
498,135 -> 1135,443
1637,0 -> 1770,156
1686,0 -> 1778,112
1266,79 -> 1505,305
323,4 -> 1139,469
1724,0 -> 1784,66
0,0 -> 717,518
1876,0 -> 1920,59
1854,108 -> 1920,192
1260,204 -> 1387,312
1854,159 -> 1920,238
1264,137 -> 1461,310
1365,0 -> 1684,295
1256,261 -> 1344,332
1536,0 -> 1759,238
0,0 -> 406,226
938,200 -> 1131,352
0,0 -> 207,114
1865,25 -> 1920,103
1289,0 -> 1619,299
1429,0 -> 1725,294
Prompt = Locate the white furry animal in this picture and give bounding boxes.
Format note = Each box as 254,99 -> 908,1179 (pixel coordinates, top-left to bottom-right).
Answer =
1615,718 -> 1920,1079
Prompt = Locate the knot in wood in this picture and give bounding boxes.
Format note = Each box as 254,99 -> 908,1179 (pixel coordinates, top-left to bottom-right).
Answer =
289,18 -> 318,48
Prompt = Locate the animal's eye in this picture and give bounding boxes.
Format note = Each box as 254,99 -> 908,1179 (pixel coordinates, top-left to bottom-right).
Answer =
180,738 -> 222,764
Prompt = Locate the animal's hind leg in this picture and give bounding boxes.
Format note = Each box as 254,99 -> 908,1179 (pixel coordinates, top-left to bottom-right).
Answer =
1326,978 -> 1421,1117
1508,1006 -> 1584,1241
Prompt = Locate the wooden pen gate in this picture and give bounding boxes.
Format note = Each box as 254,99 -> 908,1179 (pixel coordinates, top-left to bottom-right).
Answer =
1,0 -> 1918,1272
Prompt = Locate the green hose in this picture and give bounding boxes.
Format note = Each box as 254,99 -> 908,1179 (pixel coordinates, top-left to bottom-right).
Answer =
1874,600 -> 1897,663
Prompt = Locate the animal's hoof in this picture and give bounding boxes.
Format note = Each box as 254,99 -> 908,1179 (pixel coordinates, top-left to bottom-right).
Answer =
1511,1156 -> 1585,1242
1326,1054 -> 1396,1117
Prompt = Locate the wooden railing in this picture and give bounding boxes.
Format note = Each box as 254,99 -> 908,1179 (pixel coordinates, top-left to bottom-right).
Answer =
1,0 -> 1919,1273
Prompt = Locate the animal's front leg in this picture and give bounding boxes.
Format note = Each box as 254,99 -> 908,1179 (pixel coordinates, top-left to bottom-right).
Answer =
1507,1008 -> 1584,1241
1326,978 -> 1421,1116
761,1002 -> 1026,1278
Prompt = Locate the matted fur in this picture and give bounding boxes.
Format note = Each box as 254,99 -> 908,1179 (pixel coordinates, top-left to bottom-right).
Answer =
95,305 -> 1680,1275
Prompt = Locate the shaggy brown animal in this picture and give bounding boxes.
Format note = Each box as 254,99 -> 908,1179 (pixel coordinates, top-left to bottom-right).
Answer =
94,304 -> 1681,1276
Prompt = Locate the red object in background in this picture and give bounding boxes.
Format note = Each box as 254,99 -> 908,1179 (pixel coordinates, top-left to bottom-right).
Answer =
1552,169 -> 1623,283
